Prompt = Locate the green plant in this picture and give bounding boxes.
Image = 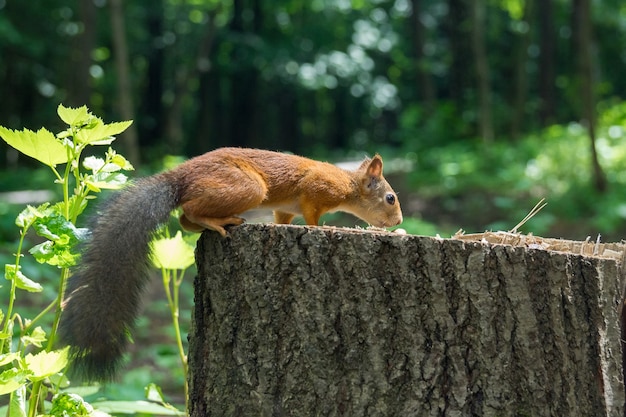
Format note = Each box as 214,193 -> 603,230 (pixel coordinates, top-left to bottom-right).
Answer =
151,223 -> 198,412
0,105 -> 186,416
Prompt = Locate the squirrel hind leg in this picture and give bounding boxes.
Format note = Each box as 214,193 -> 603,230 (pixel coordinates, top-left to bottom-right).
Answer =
180,213 -> 245,237
179,213 -> 205,233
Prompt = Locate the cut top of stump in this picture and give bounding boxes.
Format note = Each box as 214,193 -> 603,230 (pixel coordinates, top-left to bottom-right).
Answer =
453,230 -> 626,261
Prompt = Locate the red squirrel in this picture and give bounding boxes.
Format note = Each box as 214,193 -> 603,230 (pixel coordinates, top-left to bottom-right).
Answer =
59,147 -> 403,381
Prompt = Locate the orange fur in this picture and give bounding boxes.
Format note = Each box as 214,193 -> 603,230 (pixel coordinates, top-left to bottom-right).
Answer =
167,147 -> 402,236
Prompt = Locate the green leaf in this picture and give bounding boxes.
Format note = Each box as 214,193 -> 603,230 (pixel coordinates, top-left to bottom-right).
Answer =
84,180 -> 102,193
24,347 -> 69,381
29,241 -> 55,264
33,223 -> 61,241
5,264 -> 43,292
15,204 -> 50,228
75,120 -> 133,145
0,126 -> 68,167
101,162 -> 122,173
145,383 -> 166,403
110,152 -> 134,171
0,353 -> 20,367
0,368 -> 29,396
29,211 -> 88,268
45,214 -> 90,243
151,231 -> 196,269
184,233 -> 200,247
16,271 -> 43,292
141,383 -> 184,415
89,172 -> 128,190
57,104 -> 92,126
21,326 -> 47,348
84,155 -> 126,174
91,400 -> 184,415
8,384 -> 27,417
49,392 -> 95,417
62,385 -> 101,398
30,241 -> 80,268
86,136 -> 116,146
99,120 -> 133,137
4,263 -> 17,281
48,372 -> 71,390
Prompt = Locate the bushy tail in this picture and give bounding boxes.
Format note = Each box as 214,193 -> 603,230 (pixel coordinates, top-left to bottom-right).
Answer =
59,174 -> 181,381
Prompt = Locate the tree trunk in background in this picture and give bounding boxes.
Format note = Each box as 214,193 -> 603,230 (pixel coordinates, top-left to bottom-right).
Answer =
67,0 -> 96,107
193,70 -> 218,154
275,86 -> 300,153
193,65 -> 233,153
444,0 -> 472,121
189,225 -> 625,416
471,0 -> 493,142
537,0 -> 556,126
510,0 -> 534,140
139,0 -> 165,149
164,8 -> 220,154
410,0 -> 436,111
109,0 -> 140,165
330,88 -> 348,151
573,0 -> 607,192
228,0 -> 262,148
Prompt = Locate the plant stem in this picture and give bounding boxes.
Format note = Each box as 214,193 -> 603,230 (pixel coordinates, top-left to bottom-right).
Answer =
60,150 -> 74,221
26,149 -> 76,413
0,226 -> 28,354
162,268 -> 189,414
27,381 -> 43,417
173,269 -> 189,385
26,268 -> 68,417
47,268 -> 71,350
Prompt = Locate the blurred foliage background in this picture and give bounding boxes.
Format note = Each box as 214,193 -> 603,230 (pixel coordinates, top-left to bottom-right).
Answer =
3,0 -> 626,241
3,0 -> 626,406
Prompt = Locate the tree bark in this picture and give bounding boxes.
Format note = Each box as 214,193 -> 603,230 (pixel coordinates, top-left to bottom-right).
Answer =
66,0 -> 96,107
410,0 -> 436,111
573,0 -> 607,192
189,225 -> 625,416
537,0 -> 556,127
138,0 -> 165,149
109,0 -> 140,165
444,0 -> 472,119
164,7 -> 220,154
471,0 -> 493,142
227,0 -> 262,148
510,0 -> 534,140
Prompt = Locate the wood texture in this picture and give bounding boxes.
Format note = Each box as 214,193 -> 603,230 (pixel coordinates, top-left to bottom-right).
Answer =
189,224 -> 625,416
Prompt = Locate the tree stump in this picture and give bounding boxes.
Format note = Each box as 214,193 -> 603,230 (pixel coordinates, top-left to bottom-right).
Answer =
188,225 -> 626,417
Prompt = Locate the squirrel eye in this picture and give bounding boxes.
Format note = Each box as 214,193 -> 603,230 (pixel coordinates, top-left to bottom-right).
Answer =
385,193 -> 396,205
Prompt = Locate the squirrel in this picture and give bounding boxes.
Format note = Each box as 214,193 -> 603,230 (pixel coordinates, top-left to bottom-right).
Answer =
59,147 -> 403,381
